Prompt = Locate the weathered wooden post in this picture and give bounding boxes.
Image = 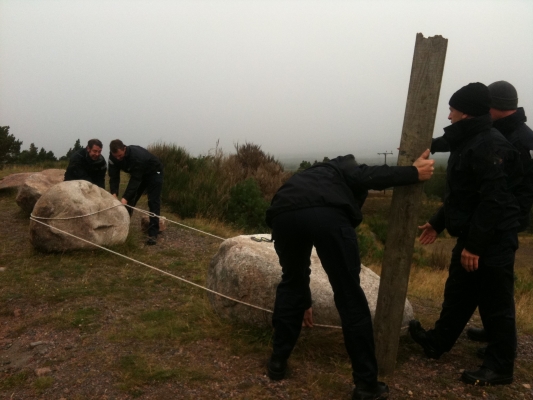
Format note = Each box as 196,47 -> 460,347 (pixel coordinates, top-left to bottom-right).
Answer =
373,33 -> 447,375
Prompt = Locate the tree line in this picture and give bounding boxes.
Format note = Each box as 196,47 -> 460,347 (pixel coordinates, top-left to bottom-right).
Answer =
0,126 -> 83,166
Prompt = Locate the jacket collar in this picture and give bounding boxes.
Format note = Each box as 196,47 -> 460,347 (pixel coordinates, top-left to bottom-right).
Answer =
492,107 -> 527,136
442,114 -> 492,151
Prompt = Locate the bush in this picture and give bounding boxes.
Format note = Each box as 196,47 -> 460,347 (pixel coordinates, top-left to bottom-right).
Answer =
149,142 -> 290,231
226,178 -> 269,232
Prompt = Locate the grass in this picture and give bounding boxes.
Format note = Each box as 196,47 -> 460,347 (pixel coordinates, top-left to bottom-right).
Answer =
1,167 -> 533,399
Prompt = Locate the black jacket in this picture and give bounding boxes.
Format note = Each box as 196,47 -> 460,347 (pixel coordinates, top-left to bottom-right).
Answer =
428,114 -> 521,255
64,148 -> 107,189
493,108 -> 533,231
108,145 -> 163,202
266,155 -> 419,228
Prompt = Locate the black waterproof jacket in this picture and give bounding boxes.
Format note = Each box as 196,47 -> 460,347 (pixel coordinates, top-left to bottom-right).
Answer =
266,155 -> 419,228
64,148 -> 107,189
428,114 -> 521,255
108,145 -> 163,202
493,108 -> 533,231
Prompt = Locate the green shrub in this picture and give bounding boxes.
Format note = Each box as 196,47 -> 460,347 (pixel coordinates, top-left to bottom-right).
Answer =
226,178 -> 269,232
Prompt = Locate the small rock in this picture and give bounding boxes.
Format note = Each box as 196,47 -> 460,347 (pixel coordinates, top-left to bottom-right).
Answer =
0,267 -> 6,272
35,367 -> 52,377
63,388 -> 70,393
13,309 -> 22,317
523,383 -> 531,389
30,341 -> 44,348
408,391 -> 413,396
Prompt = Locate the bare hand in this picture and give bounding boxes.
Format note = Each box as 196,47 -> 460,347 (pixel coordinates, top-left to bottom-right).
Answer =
112,194 -> 117,199
461,249 -> 479,272
418,222 -> 437,244
302,307 -> 314,328
121,198 -> 128,205
413,149 -> 435,181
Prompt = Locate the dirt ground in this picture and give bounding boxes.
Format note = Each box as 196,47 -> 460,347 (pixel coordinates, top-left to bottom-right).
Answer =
1,188 -> 533,399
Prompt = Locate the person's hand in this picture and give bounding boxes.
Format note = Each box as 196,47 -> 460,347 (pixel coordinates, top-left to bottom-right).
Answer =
302,307 -> 314,328
461,249 -> 479,272
418,222 -> 437,244
121,198 -> 128,205
413,149 -> 435,181
112,194 -> 117,199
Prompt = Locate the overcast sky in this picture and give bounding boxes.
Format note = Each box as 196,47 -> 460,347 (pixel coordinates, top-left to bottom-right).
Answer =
1,0 -> 532,163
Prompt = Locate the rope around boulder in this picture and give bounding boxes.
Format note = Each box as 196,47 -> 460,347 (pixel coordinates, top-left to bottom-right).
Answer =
29,206 -> 342,330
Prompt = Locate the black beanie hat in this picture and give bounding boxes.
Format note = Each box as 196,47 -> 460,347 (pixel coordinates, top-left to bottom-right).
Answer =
488,81 -> 518,110
449,82 -> 491,116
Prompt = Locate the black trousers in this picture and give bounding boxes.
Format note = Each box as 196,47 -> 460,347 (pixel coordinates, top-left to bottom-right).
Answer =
128,171 -> 163,238
271,207 -> 378,385
427,230 -> 518,373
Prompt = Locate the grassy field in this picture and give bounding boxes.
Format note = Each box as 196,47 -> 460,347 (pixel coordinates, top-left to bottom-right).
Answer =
1,167 -> 532,399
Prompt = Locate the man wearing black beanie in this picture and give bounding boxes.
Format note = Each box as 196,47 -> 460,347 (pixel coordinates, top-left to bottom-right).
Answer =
466,81 -> 533,346
409,82 -> 522,386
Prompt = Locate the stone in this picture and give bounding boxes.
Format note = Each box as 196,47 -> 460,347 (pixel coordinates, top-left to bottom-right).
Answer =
30,180 -> 130,252
15,169 -> 66,213
207,234 -> 414,330
0,172 -> 34,190
34,367 -> 52,377
141,215 -> 167,233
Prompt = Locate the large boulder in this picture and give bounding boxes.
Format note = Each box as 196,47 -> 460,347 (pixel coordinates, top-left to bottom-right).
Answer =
0,172 -> 34,190
207,234 -> 414,330
30,180 -> 130,252
16,169 -> 66,213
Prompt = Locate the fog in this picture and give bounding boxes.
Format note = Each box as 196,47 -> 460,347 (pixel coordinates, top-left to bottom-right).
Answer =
1,0 -> 532,164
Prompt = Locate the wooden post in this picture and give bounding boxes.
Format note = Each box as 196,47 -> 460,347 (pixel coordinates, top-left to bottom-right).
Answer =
373,33 -> 447,375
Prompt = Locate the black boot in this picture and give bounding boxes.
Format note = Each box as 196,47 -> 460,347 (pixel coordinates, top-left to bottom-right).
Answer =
352,381 -> 389,400
267,356 -> 287,380
461,366 -> 513,386
466,327 -> 488,342
408,320 -> 442,359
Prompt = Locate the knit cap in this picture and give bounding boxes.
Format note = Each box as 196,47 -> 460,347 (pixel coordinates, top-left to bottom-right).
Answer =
488,81 -> 518,110
449,82 -> 491,116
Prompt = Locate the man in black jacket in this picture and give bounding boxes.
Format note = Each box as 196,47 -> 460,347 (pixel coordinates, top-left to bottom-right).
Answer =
265,149 -> 435,400
465,81 -> 533,344
64,139 -> 107,188
411,83 -> 521,386
108,139 -> 164,245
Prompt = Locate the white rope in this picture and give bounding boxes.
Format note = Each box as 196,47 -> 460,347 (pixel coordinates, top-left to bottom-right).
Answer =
30,204 -> 123,220
29,216 -> 341,330
124,204 -> 227,241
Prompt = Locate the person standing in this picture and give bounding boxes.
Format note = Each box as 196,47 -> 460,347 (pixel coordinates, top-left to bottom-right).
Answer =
108,139 -> 164,245
466,81 -> 533,343
265,149 -> 435,400
410,83 -> 521,386
64,139 -> 107,188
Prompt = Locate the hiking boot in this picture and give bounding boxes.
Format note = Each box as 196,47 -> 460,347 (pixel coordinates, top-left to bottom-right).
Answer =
461,366 -> 513,386
267,356 -> 287,381
408,320 -> 442,359
467,327 -> 488,342
352,381 -> 389,400
476,346 -> 486,359
146,236 -> 157,246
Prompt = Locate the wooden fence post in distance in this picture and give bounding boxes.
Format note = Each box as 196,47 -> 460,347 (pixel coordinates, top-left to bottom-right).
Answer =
373,33 -> 447,376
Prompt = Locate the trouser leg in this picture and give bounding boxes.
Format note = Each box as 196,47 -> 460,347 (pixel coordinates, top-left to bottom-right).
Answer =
427,240 -> 478,353
146,171 -> 163,237
479,231 -> 517,373
126,180 -> 148,217
312,209 -> 378,385
271,210 -> 313,360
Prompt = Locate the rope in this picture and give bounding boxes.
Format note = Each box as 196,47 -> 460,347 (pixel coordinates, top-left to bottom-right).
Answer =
30,204 -> 123,220
124,204 -> 226,241
28,216 -> 342,330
